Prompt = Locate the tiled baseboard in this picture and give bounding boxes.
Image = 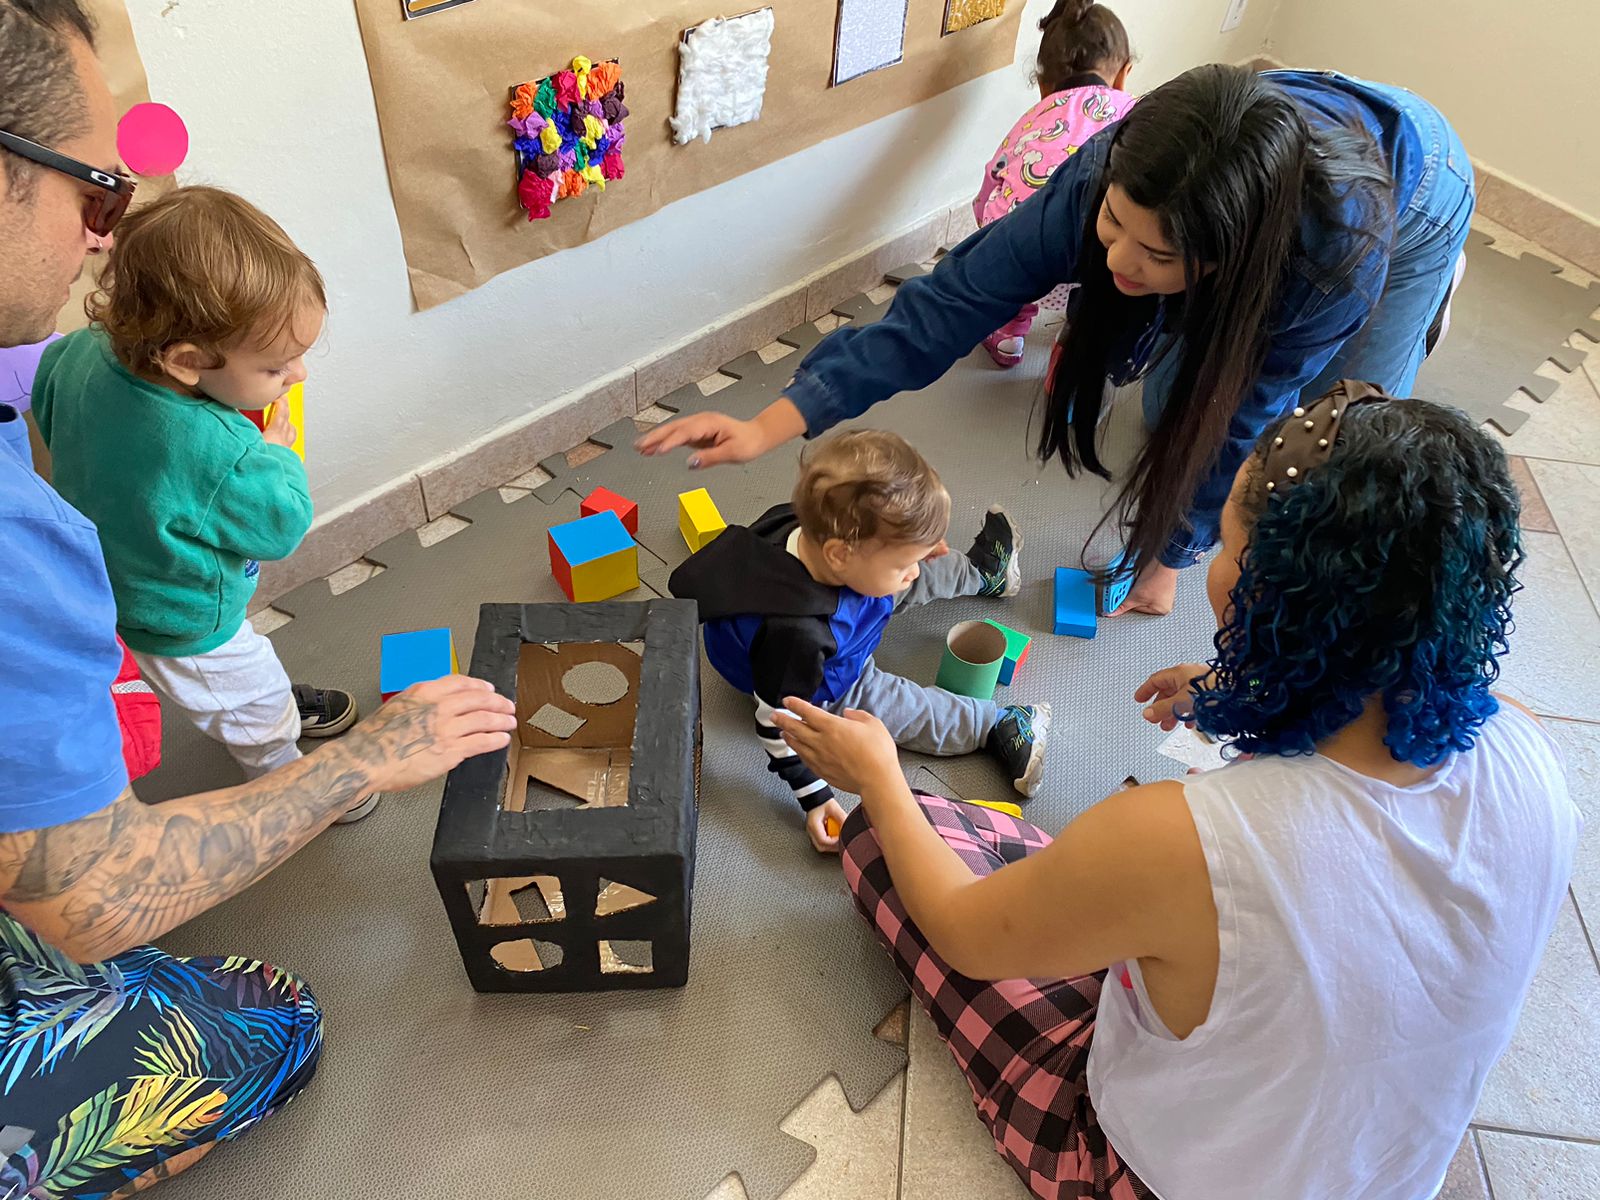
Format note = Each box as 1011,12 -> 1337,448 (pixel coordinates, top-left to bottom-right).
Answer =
252,201 -> 968,611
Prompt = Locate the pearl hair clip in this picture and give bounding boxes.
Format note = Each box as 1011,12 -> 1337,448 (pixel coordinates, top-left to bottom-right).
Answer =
1260,379 -> 1390,494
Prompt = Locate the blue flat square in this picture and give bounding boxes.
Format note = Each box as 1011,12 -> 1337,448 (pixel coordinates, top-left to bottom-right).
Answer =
1053,567 -> 1097,639
549,510 -> 634,566
381,627 -> 455,696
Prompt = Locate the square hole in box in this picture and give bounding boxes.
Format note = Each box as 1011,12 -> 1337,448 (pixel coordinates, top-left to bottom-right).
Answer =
501,642 -> 643,811
491,939 -> 563,973
467,875 -> 564,925
600,940 -> 653,975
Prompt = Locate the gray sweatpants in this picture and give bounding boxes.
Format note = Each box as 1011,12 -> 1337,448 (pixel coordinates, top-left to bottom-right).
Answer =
827,549 -> 1001,756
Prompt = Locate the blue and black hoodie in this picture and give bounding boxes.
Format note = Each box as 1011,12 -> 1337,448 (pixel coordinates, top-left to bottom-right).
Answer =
669,503 -> 892,812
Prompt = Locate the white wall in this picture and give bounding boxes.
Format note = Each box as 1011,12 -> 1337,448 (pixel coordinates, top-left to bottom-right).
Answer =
1265,0 -> 1600,223
123,0 -> 1273,515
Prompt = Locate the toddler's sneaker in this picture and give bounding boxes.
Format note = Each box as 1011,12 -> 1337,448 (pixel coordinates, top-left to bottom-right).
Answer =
295,684 -> 359,738
988,704 -> 1050,798
983,333 -> 1025,369
967,506 -> 1021,598
336,792 -> 382,825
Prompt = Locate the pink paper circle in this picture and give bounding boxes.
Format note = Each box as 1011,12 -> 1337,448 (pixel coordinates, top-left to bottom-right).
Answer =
117,103 -> 189,176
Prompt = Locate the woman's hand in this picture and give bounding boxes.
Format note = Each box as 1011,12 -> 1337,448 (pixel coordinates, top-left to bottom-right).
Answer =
636,397 -> 808,468
772,698 -> 901,797
1134,662 -> 1212,731
1111,561 -> 1181,617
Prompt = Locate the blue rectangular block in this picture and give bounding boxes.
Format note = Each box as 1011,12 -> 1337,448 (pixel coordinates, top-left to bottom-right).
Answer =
549,510 -> 633,567
381,627 -> 458,698
1053,567 -> 1097,639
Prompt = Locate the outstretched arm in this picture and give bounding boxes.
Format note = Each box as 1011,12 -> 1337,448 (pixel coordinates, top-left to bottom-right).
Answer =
0,676 -> 516,963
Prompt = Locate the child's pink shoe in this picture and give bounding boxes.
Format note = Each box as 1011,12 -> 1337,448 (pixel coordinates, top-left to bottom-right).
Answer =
983,333 -> 1024,369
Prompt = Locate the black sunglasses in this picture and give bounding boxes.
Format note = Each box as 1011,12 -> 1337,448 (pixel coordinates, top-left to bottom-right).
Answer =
0,128 -> 137,236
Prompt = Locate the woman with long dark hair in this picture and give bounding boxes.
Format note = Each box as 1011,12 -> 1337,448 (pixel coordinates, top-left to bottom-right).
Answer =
771,387 -> 1576,1199
640,65 -> 1475,617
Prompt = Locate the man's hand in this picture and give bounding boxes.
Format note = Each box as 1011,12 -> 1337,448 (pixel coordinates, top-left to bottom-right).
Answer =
262,400 -> 297,448
1134,662 -> 1213,730
636,397 -> 808,469
345,675 -> 516,793
772,699 -> 901,797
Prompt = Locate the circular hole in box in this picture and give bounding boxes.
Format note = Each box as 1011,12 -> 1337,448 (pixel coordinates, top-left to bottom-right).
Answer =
946,620 -> 1007,666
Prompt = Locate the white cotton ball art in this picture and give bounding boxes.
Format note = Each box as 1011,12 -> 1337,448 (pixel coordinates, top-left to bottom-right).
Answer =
671,8 -> 776,146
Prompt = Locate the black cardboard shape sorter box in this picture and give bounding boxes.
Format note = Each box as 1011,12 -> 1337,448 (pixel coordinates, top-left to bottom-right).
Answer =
431,600 -> 700,992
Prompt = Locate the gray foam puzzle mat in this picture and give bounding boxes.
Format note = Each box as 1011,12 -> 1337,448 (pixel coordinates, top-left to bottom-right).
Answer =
136,289 -> 1222,1200
1415,229 -> 1600,434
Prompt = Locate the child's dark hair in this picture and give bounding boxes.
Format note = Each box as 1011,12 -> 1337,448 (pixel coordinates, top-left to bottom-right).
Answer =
1037,64 -> 1395,584
1036,0 -> 1129,96
1194,397 -> 1522,766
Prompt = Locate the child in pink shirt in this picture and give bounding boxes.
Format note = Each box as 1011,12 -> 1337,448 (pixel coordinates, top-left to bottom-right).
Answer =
974,1 -> 1135,367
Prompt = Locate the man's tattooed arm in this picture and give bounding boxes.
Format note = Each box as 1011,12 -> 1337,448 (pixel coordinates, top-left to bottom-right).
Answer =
0,677 -> 515,962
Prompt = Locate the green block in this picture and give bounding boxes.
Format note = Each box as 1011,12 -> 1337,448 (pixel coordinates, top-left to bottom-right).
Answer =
983,619 -> 1033,686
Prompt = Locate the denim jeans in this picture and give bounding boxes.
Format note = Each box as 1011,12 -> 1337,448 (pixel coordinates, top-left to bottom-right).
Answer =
1143,85 -> 1477,430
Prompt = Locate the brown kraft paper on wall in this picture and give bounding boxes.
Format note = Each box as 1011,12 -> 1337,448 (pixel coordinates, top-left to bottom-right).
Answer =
350,0 -> 1025,311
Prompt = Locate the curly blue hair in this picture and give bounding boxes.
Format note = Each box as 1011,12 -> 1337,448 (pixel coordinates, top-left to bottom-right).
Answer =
1192,398 -> 1524,766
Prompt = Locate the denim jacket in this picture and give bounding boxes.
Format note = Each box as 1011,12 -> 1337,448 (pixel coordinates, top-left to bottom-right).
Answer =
786,72 -> 1433,566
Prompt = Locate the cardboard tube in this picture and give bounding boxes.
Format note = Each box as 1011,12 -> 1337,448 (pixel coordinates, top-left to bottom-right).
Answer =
935,620 -> 1007,699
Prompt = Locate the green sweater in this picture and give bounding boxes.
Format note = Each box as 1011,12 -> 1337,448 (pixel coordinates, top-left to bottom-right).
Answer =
32,329 -> 313,657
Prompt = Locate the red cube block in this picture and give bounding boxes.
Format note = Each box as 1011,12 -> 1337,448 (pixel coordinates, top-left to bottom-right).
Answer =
580,485 -> 639,536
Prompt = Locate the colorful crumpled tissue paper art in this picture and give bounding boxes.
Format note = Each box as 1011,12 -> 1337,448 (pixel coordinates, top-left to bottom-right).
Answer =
510,55 -> 627,221
671,8 -> 775,146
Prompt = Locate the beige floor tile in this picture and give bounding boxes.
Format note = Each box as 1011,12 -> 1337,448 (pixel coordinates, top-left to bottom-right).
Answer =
1479,1130 -> 1600,1199
1439,1133 -> 1492,1200
1528,459 -> 1600,600
326,558 -> 385,596
1493,364 -> 1600,467
900,1006 -> 1030,1200
1510,456 -> 1560,533
1477,899 -> 1600,1138
1544,719 -> 1600,937
1499,532 -> 1600,721
704,1074 -> 904,1200
1472,214 -> 1600,288
248,606 -> 293,637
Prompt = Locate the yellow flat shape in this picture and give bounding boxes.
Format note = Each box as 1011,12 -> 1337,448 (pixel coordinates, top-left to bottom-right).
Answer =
964,796 -> 1023,819
265,383 -> 306,462
571,546 -> 638,602
678,488 -> 726,552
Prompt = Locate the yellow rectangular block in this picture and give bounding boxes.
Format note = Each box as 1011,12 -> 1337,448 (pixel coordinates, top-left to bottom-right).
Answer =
678,487 -> 726,552
264,383 -> 306,462
571,545 -> 638,602
964,796 -> 1023,819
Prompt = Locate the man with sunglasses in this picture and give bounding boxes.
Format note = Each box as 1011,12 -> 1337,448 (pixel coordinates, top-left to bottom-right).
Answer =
0,4 -> 517,1193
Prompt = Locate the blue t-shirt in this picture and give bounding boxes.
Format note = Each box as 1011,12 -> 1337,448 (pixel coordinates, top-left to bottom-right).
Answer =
0,432 -> 127,834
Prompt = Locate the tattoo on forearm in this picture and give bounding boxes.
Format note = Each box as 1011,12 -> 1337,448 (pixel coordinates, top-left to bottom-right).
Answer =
0,690 -> 445,957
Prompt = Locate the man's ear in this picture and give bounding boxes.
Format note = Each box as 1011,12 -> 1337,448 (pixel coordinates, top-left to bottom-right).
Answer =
156,342 -> 208,387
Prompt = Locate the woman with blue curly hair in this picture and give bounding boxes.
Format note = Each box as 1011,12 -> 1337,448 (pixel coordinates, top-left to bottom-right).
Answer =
773,383 -> 1578,1200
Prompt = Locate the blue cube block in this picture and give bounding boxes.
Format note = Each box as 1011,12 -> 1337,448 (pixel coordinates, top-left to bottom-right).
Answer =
1053,567 -> 1098,639
381,627 -> 458,699
548,509 -> 633,566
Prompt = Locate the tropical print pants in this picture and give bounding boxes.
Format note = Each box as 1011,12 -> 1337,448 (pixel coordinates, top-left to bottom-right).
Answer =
0,912 -> 322,1199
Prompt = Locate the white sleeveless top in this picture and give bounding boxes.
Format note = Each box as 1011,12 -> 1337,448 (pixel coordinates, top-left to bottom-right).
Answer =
1088,706 -> 1578,1200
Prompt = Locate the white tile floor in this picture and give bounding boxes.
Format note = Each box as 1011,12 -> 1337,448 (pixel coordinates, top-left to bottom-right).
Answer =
709,221 -> 1600,1200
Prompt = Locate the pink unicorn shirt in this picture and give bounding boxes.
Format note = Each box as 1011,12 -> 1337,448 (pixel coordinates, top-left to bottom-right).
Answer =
975,80 -> 1137,231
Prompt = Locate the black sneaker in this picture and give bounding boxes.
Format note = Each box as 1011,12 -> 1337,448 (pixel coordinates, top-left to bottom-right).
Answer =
987,704 -> 1051,797
967,506 -> 1021,598
295,684 -> 359,739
